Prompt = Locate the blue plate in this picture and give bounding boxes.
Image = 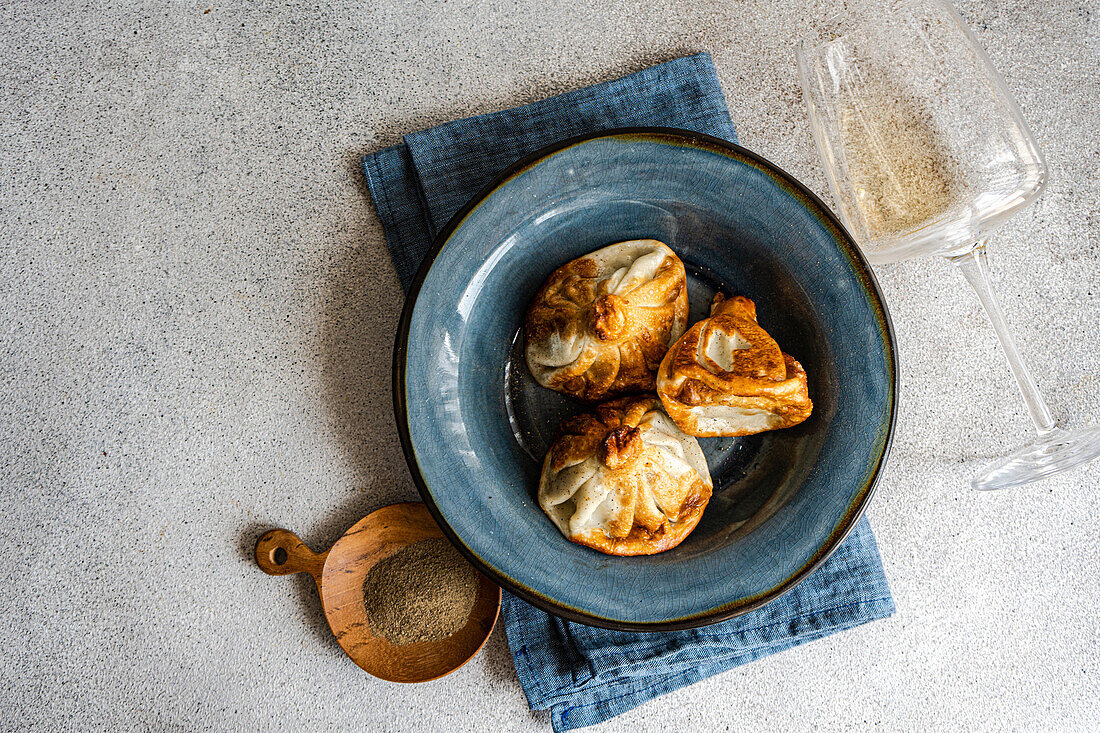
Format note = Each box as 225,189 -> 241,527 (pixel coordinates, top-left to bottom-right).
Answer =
394,129 -> 896,630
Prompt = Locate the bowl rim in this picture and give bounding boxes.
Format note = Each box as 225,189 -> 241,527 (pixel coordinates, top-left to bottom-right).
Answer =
391,127 -> 897,631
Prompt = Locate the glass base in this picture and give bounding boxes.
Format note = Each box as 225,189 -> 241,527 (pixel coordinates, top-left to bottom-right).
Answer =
973,426 -> 1100,491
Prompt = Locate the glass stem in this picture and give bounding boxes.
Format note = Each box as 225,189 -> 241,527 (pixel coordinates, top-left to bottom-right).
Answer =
951,243 -> 1056,436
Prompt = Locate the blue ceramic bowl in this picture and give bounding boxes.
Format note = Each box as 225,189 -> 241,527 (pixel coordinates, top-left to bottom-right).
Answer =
394,128 -> 895,630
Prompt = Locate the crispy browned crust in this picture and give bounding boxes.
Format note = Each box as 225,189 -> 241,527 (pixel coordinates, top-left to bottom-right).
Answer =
543,396 -> 712,557
656,294 -> 813,437
525,244 -> 688,402
568,488 -> 709,556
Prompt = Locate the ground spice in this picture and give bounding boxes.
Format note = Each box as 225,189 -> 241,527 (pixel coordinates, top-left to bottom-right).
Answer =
362,537 -> 478,645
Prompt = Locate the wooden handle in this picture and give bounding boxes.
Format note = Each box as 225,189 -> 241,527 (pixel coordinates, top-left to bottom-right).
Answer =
255,529 -> 326,580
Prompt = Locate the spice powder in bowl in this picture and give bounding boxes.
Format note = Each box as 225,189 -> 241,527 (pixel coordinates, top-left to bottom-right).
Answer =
362,537 -> 478,645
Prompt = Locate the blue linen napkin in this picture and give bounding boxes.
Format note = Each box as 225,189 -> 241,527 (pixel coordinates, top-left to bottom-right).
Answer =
362,52 -> 894,732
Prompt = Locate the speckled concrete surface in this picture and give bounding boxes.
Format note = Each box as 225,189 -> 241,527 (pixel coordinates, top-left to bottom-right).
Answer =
1,1 -> 1097,730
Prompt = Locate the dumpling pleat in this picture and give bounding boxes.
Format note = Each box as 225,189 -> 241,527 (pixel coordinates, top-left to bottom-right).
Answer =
537,396 -> 713,556
567,472 -> 613,534
634,469 -> 668,533
656,294 -> 813,437
525,241 -> 688,401
540,458 -> 597,507
605,250 -> 669,298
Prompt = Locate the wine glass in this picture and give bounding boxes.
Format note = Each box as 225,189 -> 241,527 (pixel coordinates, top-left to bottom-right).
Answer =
796,0 -> 1100,490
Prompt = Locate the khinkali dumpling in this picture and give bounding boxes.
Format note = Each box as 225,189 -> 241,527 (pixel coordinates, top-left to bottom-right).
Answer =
656,293 -> 812,437
538,395 -> 713,556
525,240 -> 688,402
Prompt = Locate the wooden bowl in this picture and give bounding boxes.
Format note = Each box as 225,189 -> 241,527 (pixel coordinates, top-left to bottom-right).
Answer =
256,502 -> 501,682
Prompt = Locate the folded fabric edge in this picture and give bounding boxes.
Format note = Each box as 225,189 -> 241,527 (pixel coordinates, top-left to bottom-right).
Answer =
578,520 -> 893,672
511,595 -> 895,713
361,144 -> 432,293
549,597 -> 895,732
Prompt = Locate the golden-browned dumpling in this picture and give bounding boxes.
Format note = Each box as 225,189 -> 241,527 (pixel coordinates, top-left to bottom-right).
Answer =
656,294 -> 812,437
525,240 -> 688,402
538,395 -> 713,556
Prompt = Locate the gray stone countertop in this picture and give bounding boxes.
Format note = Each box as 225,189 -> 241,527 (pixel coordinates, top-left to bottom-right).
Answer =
1,1 -> 1096,730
